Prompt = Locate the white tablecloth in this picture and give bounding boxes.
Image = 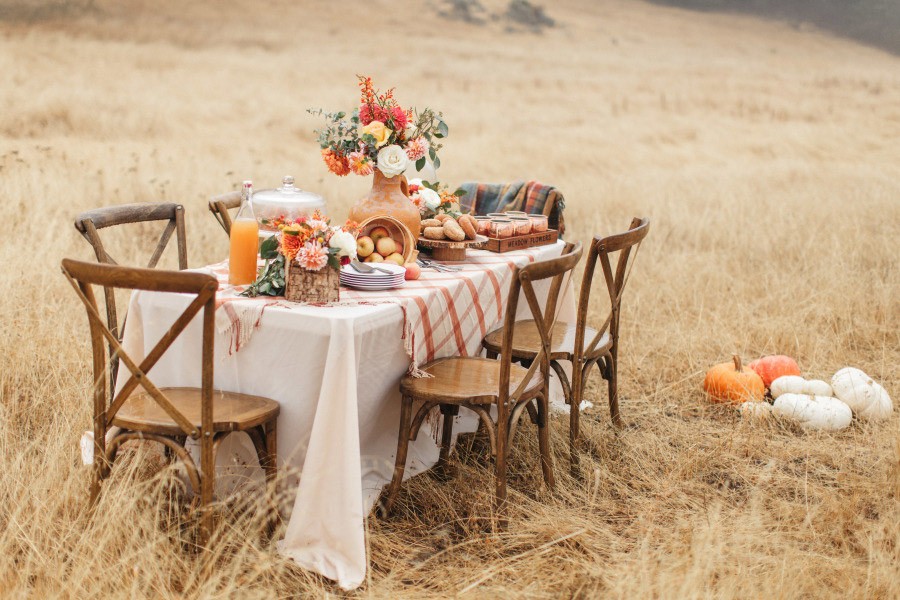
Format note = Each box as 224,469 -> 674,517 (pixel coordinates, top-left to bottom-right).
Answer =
118,241 -> 574,589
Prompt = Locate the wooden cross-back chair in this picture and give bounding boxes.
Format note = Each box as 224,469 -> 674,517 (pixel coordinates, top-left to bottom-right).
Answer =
482,217 -> 650,468
208,191 -> 241,237
61,258 -> 280,545
74,203 -> 189,393
381,242 -> 583,522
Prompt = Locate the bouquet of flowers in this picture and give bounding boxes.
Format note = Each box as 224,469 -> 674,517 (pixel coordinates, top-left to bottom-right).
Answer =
407,179 -> 467,220
310,76 -> 449,179
243,211 -> 358,297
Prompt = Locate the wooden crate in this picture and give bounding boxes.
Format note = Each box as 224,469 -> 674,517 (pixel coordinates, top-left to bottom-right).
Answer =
285,259 -> 340,303
483,229 -> 559,253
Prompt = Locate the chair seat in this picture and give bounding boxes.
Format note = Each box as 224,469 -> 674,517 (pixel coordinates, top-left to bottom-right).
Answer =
400,357 -> 543,404
482,320 -> 611,362
112,387 -> 280,436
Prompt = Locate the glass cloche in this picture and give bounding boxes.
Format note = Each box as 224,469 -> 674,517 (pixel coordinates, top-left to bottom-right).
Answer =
253,175 -> 326,233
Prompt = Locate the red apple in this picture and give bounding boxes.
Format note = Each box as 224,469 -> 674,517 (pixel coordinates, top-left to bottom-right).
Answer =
364,253 -> 384,263
404,262 -> 421,280
385,252 -> 405,266
369,226 -> 390,242
376,236 -> 397,257
356,235 -> 374,258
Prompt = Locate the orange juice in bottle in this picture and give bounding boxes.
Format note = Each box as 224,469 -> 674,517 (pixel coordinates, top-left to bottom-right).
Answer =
229,180 -> 260,286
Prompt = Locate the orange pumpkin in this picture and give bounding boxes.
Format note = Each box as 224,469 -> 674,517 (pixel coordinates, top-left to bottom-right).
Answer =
703,355 -> 766,404
748,355 -> 801,388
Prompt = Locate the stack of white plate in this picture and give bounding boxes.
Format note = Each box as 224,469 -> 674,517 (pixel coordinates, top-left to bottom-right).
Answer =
340,262 -> 406,291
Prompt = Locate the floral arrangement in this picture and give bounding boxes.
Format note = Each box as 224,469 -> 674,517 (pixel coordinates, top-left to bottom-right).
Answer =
407,179 -> 467,219
243,211 -> 358,297
310,76 -> 449,179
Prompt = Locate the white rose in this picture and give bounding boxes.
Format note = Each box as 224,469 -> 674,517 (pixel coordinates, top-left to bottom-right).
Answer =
328,230 -> 357,258
419,187 -> 441,210
407,177 -> 423,188
376,144 -> 409,178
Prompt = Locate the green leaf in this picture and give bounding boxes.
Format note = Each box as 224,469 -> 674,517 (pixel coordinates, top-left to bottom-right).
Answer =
428,147 -> 436,161
433,155 -> 441,169
260,235 -> 279,259
416,157 -> 426,171
438,120 -> 448,137
454,189 -> 467,197
336,111 -> 346,119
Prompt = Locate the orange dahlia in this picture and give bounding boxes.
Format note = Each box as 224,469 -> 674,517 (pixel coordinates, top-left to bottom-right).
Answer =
280,226 -> 304,261
322,149 -> 350,176
348,151 -> 374,176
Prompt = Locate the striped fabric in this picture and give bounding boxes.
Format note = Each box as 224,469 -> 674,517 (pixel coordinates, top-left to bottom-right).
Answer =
206,246 -> 550,373
458,180 -> 566,235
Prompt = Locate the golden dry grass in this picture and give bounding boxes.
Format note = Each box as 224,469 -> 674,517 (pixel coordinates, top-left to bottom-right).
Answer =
1,0 -> 899,597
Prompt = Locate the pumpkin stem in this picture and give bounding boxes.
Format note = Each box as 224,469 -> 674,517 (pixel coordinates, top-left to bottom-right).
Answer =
732,355 -> 742,372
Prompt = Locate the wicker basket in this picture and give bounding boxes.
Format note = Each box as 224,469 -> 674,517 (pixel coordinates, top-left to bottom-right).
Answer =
284,259 -> 340,303
357,215 -> 417,264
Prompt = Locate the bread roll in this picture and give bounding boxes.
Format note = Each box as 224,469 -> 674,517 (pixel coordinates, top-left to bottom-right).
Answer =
457,214 -> 477,240
443,219 -> 466,241
423,227 -> 446,240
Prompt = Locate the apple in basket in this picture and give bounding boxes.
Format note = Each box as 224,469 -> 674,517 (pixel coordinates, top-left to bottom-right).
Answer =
404,262 -> 421,280
384,253 -> 405,266
369,226 -> 390,243
375,236 -> 397,257
357,235 -> 375,258
364,253 -> 384,263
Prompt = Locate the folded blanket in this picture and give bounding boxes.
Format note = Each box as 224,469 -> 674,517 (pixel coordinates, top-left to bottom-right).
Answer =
458,180 -> 566,236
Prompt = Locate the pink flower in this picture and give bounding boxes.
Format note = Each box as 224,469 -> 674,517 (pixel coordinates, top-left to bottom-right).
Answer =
348,151 -> 374,176
297,241 -> 329,271
405,137 -> 428,161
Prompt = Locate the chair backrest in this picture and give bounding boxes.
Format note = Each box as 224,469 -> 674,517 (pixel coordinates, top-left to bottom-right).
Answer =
208,191 -> 241,236
74,202 -> 190,392
497,242 -> 584,412
574,217 -> 650,363
61,258 -> 219,442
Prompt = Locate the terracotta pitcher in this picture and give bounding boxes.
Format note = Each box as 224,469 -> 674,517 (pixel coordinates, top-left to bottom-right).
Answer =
347,171 -> 420,240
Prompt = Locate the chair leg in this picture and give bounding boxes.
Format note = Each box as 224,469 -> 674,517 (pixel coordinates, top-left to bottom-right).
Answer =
199,432 -> 216,549
536,393 -> 556,490
494,414 -> 508,529
262,423 -> 279,535
607,354 -> 622,428
381,395 -> 414,517
435,404 -> 459,481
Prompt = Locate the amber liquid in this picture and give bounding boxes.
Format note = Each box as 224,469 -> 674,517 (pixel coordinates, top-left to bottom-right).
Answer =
228,219 -> 260,285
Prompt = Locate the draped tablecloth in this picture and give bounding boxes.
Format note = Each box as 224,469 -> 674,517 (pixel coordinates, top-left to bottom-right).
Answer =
118,241 -> 575,589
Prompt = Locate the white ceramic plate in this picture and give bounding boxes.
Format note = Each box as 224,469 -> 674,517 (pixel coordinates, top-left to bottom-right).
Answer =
341,280 -> 406,291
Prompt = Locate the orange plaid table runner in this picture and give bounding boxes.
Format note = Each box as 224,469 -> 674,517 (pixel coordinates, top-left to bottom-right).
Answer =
206,244 -> 557,373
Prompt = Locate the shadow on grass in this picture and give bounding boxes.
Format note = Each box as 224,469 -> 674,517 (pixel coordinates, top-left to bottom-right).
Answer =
648,0 -> 900,55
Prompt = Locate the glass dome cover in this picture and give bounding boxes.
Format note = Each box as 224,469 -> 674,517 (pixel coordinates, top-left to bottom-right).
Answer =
253,176 -> 326,232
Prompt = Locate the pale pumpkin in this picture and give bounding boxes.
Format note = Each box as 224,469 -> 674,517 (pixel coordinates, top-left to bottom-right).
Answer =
831,367 -> 893,422
772,394 -> 852,431
739,401 -> 773,421
770,375 -> 833,399
748,355 -> 801,388
703,355 -> 766,404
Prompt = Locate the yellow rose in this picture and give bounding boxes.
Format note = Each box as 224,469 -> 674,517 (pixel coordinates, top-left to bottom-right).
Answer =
361,120 -> 392,148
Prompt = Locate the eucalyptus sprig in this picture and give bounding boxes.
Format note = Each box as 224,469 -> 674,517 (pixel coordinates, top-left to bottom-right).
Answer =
241,236 -> 285,297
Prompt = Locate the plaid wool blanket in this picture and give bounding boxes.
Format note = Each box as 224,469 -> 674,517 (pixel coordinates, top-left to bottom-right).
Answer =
458,180 -> 566,235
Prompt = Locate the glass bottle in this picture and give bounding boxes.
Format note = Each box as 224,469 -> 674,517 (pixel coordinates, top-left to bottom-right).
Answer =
229,180 -> 260,286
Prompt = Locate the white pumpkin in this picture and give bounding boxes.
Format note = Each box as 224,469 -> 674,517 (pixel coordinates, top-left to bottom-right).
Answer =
770,375 -> 833,399
739,401 -> 773,421
831,367 -> 893,422
772,394 -> 852,431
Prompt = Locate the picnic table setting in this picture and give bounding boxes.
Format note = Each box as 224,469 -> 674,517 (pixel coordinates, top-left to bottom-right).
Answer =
65,76 -> 649,590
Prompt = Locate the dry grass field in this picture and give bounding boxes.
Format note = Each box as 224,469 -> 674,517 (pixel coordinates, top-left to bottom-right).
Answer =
1,0 -> 899,597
